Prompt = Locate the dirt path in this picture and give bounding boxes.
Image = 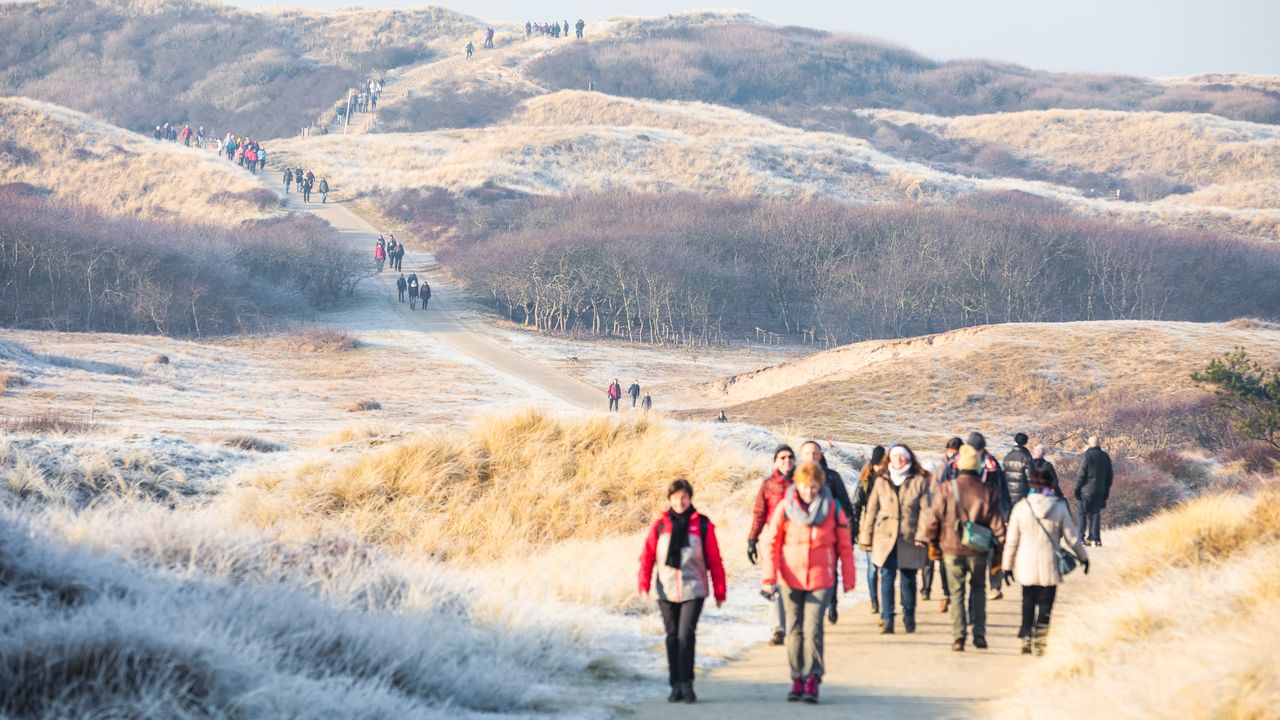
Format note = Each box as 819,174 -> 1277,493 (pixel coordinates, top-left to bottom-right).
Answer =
266,176 -> 601,410
632,550 -> 1112,719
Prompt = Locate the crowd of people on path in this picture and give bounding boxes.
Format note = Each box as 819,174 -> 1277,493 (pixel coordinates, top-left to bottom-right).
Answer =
641,430 -> 1114,704
150,123 -> 271,174
377,235 -> 434,310
282,168 -> 328,203
524,19 -> 585,38
607,378 -> 652,412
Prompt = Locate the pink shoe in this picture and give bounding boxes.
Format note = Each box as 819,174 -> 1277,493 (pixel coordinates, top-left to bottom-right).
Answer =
787,678 -> 803,702
802,675 -> 820,704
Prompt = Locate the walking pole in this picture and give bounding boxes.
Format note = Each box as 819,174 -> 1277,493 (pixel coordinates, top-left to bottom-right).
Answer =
344,89 -> 354,134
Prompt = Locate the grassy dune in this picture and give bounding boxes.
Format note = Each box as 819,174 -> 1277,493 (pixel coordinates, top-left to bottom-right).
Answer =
228,408 -> 757,560
992,484 -> 1280,719
0,97 -> 276,224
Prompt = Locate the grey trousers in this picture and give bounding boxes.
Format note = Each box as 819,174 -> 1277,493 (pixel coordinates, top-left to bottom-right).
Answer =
782,585 -> 834,680
944,554 -> 989,640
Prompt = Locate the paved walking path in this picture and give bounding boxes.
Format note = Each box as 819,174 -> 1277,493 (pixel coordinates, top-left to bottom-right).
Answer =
267,176 -> 600,410
633,550 -> 1110,719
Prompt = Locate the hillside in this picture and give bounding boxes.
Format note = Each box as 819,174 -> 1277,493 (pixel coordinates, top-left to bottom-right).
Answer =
0,0 -> 485,138
0,97 -> 277,224
677,320 -> 1280,448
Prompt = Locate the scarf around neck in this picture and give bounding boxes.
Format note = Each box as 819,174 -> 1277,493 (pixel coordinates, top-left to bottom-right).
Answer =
783,484 -> 832,527
665,507 -> 694,569
889,466 -> 911,487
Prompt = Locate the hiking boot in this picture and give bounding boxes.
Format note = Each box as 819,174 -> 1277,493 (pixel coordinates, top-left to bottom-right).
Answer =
682,682 -> 696,704
1021,637 -> 1034,655
787,678 -> 804,702
769,628 -> 785,646
668,685 -> 684,703
951,637 -> 965,652
801,675 -> 820,704
973,636 -> 988,649
921,590 -> 931,601
1033,626 -> 1049,657
904,615 -> 916,634
989,589 -> 1003,601
870,597 -> 880,615
827,602 -> 838,625
940,596 -> 950,613
880,619 -> 895,635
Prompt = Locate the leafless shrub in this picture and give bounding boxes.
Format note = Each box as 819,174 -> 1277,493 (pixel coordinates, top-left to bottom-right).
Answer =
2,414 -> 99,436
152,355 -> 170,365
220,435 -> 285,453
210,188 -> 283,212
276,326 -> 360,354
1227,442 -> 1280,476
345,399 -> 382,412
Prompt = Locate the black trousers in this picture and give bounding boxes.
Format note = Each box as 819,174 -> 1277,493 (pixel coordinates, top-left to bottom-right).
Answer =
658,598 -> 704,686
920,557 -> 950,597
1019,585 -> 1057,638
608,397 -> 619,411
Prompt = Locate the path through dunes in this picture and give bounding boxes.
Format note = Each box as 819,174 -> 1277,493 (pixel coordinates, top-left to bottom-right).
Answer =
633,549 -> 1112,719
264,173 -> 601,410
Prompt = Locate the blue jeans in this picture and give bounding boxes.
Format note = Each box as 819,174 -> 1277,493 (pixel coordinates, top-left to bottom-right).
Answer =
1082,509 -> 1103,542
862,549 -> 877,603
879,546 -> 918,622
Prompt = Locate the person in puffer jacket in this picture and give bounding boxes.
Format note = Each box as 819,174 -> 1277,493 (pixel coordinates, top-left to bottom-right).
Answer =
761,461 -> 856,705
748,444 -> 796,646
638,479 -> 726,704
1001,466 -> 1089,656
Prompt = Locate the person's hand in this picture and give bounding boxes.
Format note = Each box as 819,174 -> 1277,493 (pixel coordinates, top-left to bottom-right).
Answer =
715,599 -> 723,609
1002,570 -> 1014,587
914,541 -> 927,548
1082,560 -> 1090,575
760,584 -> 776,600
638,589 -> 650,601
747,539 -> 758,565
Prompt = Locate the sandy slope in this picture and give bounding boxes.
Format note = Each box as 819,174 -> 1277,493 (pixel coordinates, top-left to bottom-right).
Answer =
263,172 -> 602,410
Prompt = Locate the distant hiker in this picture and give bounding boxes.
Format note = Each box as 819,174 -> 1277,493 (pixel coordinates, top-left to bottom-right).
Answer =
407,273 -> 420,309
525,20 -> 532,36
638,479 -> 727,704
563,20 -> 569,37
1002,465 -> 1089,656
964,432 -> 1011,600
607,379 -> 621,412
301,178 -> 312,203
1003,432 -> 1035,509
921,438 -> 960,612
856,445 -> 887,615
420,279 -> 432,309
1031,444 -> 1065,498
576,18 -> 585,38
392,242 -> 405,271
466,41 -> 473,58
628,380 -> 641,408
797,440 -> 855,624
714,410 -> 727,423
761,461 -> 856,704
387,239 -> 399,268
374,241 -> 386,272
396,273 -> 407,302
258,147 -> 267,172
294,168 -> 304,187
748,445 -> 795,647
282,169 -> 292,193
180,124 -> 192,146
154,125 -> 163,140
484,27 -> 494,48
1075,436 -> 1114,546
917,444 -> 1007,652
641,393 -> 652,411
860,444 -> 930,635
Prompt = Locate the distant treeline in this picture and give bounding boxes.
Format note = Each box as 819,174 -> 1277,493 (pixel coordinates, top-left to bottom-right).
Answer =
0,185 -> 365,336
528,24 -> 1280,126
383,187 -> 1280,344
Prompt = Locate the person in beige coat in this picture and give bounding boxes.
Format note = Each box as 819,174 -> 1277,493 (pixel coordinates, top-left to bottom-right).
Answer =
859,444 -> 930,634
1001,466 -> 1090,655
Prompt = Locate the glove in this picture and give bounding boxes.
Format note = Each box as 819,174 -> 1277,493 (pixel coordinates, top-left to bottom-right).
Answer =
760,585 -> 776,600
747,539 -> 758,565
1002,570 -> 1014,587
1082,560 -> 1090,575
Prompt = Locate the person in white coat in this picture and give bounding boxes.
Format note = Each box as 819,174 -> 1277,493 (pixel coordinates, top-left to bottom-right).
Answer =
1001,466 -> 1090,655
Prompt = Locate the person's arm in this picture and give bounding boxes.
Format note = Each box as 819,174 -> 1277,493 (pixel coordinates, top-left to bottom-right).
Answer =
704,519 -> 727,604
1060,501 -> 1088,562
638,518 -> 661,596
988,485 -> 1008,546
916,485 -> 941,545
836,511 -> 857,592
858,484 -> 879,549
762,504 -> 786,588
1001,505 -> 1021,579
748,481 -> 769,542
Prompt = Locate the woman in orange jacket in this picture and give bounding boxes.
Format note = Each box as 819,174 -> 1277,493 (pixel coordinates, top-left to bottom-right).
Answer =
761,461 -> 856,704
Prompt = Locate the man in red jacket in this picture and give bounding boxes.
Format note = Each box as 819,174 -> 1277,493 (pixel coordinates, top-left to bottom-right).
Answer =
748,444 -> 795,645
607,379 -> 621,412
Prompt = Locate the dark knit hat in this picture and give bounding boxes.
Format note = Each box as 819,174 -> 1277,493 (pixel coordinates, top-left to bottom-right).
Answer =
966,432 -> 986,452
1014,432 -> 1029,446
945,437 -> 963,451
869,445 -> 886,466
773,444 -> 795,460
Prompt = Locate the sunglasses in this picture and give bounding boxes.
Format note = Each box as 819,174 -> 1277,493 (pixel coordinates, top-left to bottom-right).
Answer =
778,455 -> 795,460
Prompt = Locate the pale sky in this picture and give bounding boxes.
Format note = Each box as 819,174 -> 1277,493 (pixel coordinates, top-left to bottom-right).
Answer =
221,0 -> 1280,77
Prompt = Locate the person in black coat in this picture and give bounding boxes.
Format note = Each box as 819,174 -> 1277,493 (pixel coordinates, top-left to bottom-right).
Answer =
628,380 -> 641,408
420,279 -> 432,310
396,273 -> 407,302
1002,433 -> 1034,509
1075,437 -> 1114,546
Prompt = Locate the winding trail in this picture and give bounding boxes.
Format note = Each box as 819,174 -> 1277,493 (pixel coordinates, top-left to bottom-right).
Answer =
266,175 -> 600,410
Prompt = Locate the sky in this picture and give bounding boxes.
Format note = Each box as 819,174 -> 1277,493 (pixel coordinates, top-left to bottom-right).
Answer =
221,0 -> 1280,77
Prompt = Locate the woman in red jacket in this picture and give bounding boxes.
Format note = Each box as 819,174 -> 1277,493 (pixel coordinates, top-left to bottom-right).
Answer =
638,479 -> 727,704
762,461 -> 856,704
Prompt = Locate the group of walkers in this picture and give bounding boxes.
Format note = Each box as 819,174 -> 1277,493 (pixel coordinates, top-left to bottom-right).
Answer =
224,135 -> 268,173
640,432 -> 1114,704
152,122 -> 204,147
525,19 -> 585,38
607,378 -> 653,412
373,235 -> 404,273
282,168 -> 327,203
395,272 -> 431,311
